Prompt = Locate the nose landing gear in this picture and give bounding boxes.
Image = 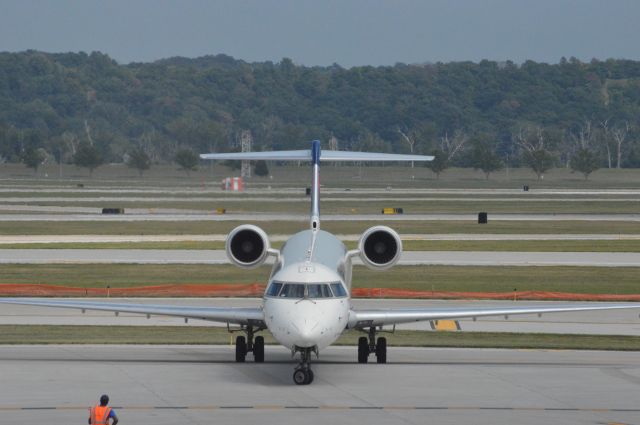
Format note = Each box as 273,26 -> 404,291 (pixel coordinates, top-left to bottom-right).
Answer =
292,346 -> 317,385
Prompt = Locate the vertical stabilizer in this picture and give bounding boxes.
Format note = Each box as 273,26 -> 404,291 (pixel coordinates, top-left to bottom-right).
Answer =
310,140 -> 321,232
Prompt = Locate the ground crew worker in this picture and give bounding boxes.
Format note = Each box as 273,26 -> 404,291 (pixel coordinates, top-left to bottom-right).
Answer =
89,394 -> 119,425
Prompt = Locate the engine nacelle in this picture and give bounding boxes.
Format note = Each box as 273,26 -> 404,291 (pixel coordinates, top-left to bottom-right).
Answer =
225,224 -> 271,269
358,226 -> 402,270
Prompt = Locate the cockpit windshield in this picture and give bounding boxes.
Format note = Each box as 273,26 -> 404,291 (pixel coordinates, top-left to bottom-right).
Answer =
265,281 -> 348,299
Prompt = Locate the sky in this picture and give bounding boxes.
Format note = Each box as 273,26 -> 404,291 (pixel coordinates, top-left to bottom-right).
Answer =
1,0 -> 639,67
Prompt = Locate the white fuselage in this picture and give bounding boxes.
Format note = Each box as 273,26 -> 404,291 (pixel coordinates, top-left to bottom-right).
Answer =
261,229 -> 353,351
264,296 -> 349,350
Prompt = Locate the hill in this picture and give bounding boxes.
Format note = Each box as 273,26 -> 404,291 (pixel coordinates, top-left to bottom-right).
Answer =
0,51 -> 639,167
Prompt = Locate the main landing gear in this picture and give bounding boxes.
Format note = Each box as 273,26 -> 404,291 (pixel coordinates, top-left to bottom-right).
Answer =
233,325 -> 265,363
292,346 -> 317,385
357,327 -> 387,364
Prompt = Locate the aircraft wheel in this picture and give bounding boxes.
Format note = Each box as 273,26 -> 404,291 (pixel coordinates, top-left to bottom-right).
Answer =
307,369 -> 314,384
254,336 -> 265,363
293,369 -> 310,385
235,336 -> 247,362
376,337 -> 387,364
357,336 -> 369,363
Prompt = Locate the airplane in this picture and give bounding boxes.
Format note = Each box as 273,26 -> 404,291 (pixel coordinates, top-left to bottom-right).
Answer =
2,139 -> 640,385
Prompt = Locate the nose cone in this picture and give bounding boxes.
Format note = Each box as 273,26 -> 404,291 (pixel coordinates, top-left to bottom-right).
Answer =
264,297 -> 348,351
290,318 -> 321,347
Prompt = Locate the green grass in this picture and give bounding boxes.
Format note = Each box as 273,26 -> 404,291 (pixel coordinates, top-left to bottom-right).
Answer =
2,220 -> 640,236
0,264 -> 270,287
358,265 -> 640,294
0,264 -> 639,295
4,163 -> 640,189
405,239 -> 640,252
1,325 -> 638,350
4,239 -> 640,252
11,199 -> 640,214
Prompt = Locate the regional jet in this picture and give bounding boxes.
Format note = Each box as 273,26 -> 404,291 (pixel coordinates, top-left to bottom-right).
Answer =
2,140 -> 640,385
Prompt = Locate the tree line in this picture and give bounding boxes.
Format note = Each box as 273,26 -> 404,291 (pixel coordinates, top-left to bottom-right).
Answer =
1,51 -> 639,178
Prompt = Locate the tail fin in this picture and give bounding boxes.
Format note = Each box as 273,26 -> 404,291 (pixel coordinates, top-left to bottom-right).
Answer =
201,140 -> 433,230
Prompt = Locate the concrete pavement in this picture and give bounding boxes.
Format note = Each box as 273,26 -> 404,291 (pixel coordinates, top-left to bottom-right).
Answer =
1,248 -> 640,266
0,345 -> 638,425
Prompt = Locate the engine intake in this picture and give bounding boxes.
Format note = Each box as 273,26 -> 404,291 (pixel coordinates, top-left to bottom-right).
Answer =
226,225 -> 271,269
358,226 -> 402,270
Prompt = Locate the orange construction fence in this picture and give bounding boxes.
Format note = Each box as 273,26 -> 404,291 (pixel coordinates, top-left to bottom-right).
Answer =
0,283 -> 639,301
0,283 -> 265,297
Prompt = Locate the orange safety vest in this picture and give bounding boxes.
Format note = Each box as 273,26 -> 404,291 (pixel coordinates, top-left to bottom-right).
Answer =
89,405 -> 112,425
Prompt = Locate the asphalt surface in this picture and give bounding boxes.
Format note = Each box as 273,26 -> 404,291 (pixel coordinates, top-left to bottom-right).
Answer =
2,298 -> 639,335
4,196 -> 640,202
1,248 -> 640,266
0,345 -> 638,425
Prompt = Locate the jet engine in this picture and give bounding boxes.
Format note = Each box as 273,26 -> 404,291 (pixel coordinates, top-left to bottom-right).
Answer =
226,224 -> 271,269
358,226 -> 402,270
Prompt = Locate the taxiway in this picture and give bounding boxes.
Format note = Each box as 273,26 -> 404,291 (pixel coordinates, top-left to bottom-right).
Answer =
0,345 -> 638,425
1,248 -> 640,266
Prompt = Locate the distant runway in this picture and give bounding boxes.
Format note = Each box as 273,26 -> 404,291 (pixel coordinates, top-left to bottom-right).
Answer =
2,212 -> 640,221
3,196 -> 640,203
1,248 -> 640,266
3,186 -> 640,195
2,298 -> 639,335
0,345 -> 638,425
3,233 -> 640,244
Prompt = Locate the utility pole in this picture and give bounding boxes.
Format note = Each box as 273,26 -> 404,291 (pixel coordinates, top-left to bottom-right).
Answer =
240,130 -> 252,179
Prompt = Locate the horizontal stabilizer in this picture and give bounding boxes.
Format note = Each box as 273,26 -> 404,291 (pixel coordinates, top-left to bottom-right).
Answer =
200,150 -> 433,162
200,150 -> 310,161
321,151 -> 433,162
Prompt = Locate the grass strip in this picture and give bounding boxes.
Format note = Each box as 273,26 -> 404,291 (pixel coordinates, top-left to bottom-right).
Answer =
15,199 -> 640,214
1,325 -> 638,351
2,220 -> 640,236
4,239 -> 640,252
0,264 -> 638,294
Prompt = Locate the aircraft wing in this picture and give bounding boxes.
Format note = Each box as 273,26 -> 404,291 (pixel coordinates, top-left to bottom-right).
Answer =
348,303 -> 640,329
0,298 -> 265,326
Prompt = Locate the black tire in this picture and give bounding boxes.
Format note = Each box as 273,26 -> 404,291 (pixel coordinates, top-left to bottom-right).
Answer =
357,336 -> 369,363
254,336 -> 265,363
293,369 -> 308,385
376,337 -> 387,364
235,336 -> 247,362
306,369 -> 314,384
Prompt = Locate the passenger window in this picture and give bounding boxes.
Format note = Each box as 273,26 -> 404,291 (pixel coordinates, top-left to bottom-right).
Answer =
330,283 -> 347,297
266,282 -> 282,297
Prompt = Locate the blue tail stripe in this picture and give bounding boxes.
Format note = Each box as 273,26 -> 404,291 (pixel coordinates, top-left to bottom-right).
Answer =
311,140 -> 321,165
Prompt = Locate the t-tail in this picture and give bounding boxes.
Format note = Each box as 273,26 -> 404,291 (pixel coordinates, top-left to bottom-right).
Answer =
200,140 -> 434,230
